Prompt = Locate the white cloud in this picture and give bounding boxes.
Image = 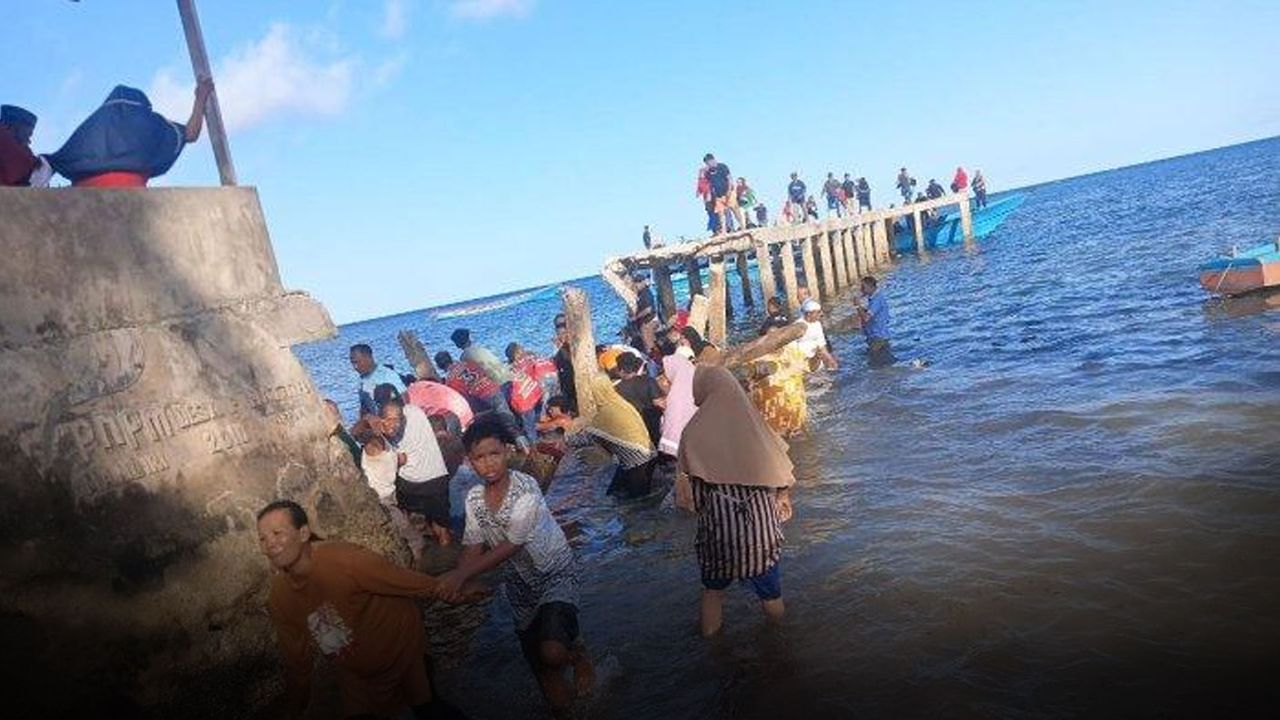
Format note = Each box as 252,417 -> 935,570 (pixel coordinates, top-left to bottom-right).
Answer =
373,51 -> 410,87
149,23 -> 355,133
450,0 -> 534,21
381,0 -> 410,39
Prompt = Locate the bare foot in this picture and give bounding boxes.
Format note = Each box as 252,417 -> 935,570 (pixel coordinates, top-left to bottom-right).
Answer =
572,645 -> 596,697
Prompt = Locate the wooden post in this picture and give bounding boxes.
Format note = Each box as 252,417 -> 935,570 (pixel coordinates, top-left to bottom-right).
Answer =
887,215 -> 897,256
912,209 -> 925,255
707,258 -> 727,346
779,239 -> 800,312
755,240 -> 778,306
959,192 -> 974,242
832,228 -> 849,289
734,251 -> 753,307
858,223 -> 874,273
176,0 -> 237,186
684,257 -> 704,298
843,224 -> 858,281
800,232 -> 819,301
818,229 -> 837,299
687,294 -> 710,338
560,287 -> 597,420
654,262 -> 676,323
873,219 -> 889,265
397,330 -> 437,381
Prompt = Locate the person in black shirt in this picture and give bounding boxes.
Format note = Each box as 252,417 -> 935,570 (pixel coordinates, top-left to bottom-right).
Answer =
703,153 -> 736,235
841,174 -> 857,214
758,296 -> 792,335
629,273 -> 659,353
551,313 -> 577,415
642,225 -> 652,250
613,353 -> 665,446
786,172 -> 807,225
856,177 -> 872,211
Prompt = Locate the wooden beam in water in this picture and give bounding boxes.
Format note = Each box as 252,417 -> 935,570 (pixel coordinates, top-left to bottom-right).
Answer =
912,209 -> 925,255
818,229 -> 837,299
858,223 -> 873,274
843,225 -> 858,282
685,256 -> 705,297
779,238 -> 800,312
872,219 -> 890,266
959,192 -> 974,243
653,261 -> 676,323
755,238 -> 778,305
707,258 -> 727,346
832,227 -> 849,289
560,286 -> 598,419
800,231 -> 819,302
397,330 -> 438,380
735,251 -> 753,308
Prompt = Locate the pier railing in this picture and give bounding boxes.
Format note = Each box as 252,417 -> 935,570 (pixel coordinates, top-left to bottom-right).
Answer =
601,192 -> 974,345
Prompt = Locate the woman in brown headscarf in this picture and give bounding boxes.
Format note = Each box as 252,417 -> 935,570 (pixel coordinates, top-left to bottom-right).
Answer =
675,365 -> 795,637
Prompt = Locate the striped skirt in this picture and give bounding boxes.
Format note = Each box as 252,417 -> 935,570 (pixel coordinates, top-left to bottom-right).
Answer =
691,477 -> 783,581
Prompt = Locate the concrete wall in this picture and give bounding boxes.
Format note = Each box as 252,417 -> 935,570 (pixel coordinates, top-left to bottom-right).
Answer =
0,188 -> 400,718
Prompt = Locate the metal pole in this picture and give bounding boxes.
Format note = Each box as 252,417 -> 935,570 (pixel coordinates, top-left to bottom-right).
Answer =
176,0 -> 237,186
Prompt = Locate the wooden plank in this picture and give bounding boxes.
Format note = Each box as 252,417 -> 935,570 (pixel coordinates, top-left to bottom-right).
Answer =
818,229 -> 837,299
800,232 -> 819,301
560,286 -> 598,419
707,258 -> 727,346
843,225 -> 858,281
779,239 -> 800,312
734,251 -> 753,307
959,192 -> 974,242
397,330 -> 437,381
859,223 -> 873,273
873,219 -> 889,265
177,0 -> 237,186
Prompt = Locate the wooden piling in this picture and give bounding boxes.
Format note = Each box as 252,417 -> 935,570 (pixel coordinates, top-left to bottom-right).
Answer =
778,239 -> 800,312
873,219 -> 889,265
859,223 -> 874,274
800,232 -> 819,302
560,287 -> 597,419
707,258 -> 728,346
397,330 -> 438,380
755,239 -> 778,305
832,228 -> 849,289
734,251 -> 753,307
843,224 -> 859,281
912,209 -> 925,255
818,230 -> 837,299
653,262 -> 676,323
959,192 -> 974,242
685,256 -> 705,297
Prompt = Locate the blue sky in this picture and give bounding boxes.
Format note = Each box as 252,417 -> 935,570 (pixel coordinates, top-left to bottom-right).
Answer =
8,0 -> 1278,323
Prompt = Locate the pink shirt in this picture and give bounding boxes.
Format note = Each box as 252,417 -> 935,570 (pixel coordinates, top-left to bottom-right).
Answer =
405,381 -> 474,429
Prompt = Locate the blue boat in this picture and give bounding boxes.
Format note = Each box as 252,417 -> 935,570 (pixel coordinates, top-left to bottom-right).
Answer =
1198,239 -> 1280,296
892,193 -> 1027,253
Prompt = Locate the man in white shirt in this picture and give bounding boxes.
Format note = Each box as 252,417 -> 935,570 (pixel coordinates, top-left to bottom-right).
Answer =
379,395 -> 453,546
795,299 -> 839,370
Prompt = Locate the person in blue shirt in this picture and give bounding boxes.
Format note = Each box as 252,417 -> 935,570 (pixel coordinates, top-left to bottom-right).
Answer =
786,172 -> 807,225
350,343 -> 406,416
857,276 -> 895,367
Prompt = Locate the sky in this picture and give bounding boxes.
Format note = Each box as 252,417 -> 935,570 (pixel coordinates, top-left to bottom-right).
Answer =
7,0 -> 1279,323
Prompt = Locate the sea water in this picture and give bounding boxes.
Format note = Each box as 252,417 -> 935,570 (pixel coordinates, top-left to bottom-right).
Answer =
295,137 -> 1280,718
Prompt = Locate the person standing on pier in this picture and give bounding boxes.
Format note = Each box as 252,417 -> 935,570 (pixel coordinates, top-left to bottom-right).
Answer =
841,173 -> 858,215
856,176 -> 872,210
823,172 -> 843,218
736,178 -> 759,228
703,153 -> 739,235
896,167 -> 915,204
786,172 -> 807,225
351,344 -> 406,417
972,170 -> 988,209
951,166 -> 969,194
857,276 -> 895,367
674,366 -> 795,637
926,179 -> 945,200
642,225 -> 652,250
0,104 -> 48,187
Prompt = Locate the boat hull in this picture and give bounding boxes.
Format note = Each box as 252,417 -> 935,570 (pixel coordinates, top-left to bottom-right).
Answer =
1198,242 -> 1280,296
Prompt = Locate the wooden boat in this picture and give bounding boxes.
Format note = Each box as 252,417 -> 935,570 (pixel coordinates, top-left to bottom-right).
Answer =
1198,239 -> 1280,296
892,192 -> 1026,253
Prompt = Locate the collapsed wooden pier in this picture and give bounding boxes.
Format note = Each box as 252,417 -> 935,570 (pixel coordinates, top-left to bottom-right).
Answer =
599,193 -> 974,345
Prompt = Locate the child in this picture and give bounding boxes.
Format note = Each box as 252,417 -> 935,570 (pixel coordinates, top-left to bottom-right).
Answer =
437,419 -> 594,713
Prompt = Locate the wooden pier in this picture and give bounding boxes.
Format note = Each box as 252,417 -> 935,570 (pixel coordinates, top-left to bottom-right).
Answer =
600,192 -> 974,345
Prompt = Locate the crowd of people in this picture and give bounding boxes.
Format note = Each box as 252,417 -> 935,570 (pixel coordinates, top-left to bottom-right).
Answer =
264,265 -> 896,717
640,153 -> 988,246
2,80 -> 213,188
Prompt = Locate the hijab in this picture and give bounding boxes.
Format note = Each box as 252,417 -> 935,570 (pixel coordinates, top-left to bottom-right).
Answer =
46,85 -> 187,182
659,353 -> 696,456
677,366 -> 794,490
585,375 -> 652,449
